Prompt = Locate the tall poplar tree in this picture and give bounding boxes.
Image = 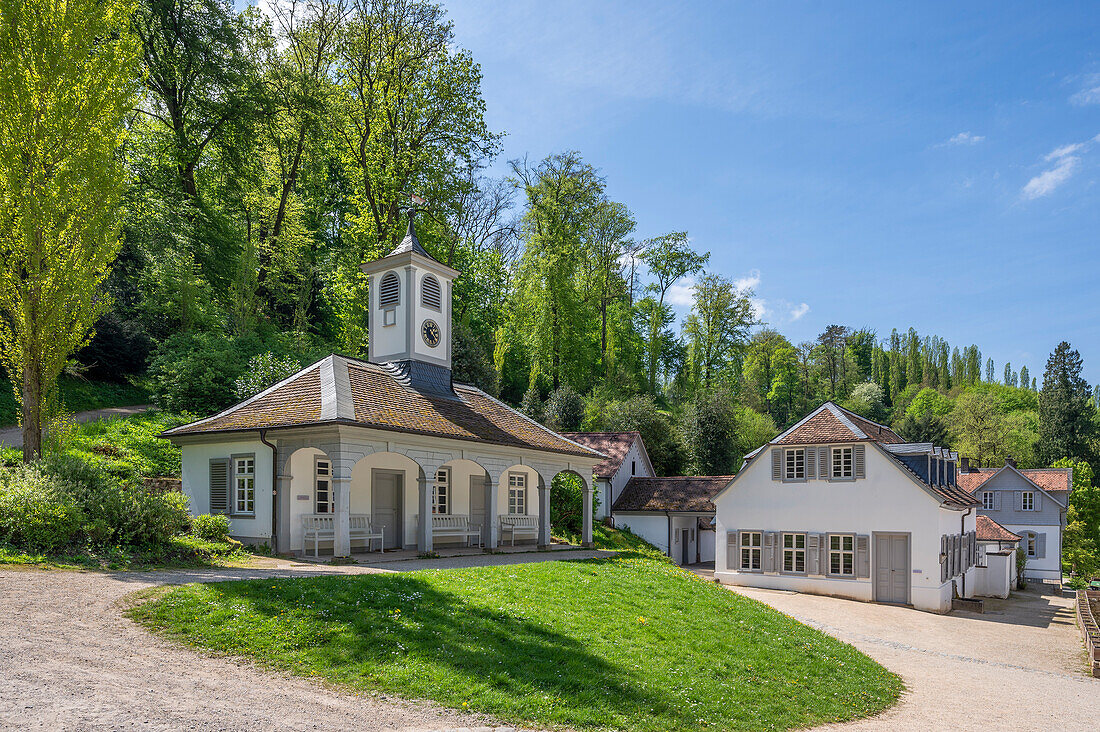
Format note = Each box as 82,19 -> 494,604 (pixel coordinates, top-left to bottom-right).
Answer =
0,0 -> 139,460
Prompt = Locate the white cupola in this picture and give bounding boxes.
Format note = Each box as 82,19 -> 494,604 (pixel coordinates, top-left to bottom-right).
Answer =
360,210 -> 460,397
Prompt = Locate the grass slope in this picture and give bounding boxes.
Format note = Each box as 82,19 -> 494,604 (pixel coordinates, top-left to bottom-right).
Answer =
0,376 -> 151,427
129,555 -> 901,730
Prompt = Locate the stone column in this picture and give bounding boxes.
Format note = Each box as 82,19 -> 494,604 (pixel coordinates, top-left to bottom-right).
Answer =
538,481 -> 551,549
333,470 -> 351,557
275,472 -> 292,554
417,473 -> 433,553
582,476 -> 594,548
484,477 -> 499,549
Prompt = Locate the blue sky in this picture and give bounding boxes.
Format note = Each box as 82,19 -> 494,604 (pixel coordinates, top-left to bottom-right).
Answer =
441,0 -> 1100,384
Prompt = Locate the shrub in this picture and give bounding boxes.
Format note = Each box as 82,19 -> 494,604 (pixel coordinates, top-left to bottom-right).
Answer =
193,513 -> 232,543
0,464 -> 86,553
550,472 -> 599,536
233,352 -> 303,401
149,331 -> 247,414
543,385 -> 584,432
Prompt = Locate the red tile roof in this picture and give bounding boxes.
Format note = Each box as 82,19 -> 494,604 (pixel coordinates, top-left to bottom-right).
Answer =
165,356 -> 603,459
957,466 -> 1071,502
776,402 -> 903,445
559,432 -> 641,478
976,515 -> 1021,543
611,476 -> 733,513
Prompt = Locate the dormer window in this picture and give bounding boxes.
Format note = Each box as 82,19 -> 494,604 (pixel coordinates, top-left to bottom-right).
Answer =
421,274 -> 441,310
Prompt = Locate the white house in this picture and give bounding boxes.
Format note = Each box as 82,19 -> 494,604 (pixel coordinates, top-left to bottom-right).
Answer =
958,463 -> 1071,582
562,431 -> 723,566
559,431 -> 653,520
163,213 -> 604,556
974,515 -> 1021,598
713,402 -> 982,613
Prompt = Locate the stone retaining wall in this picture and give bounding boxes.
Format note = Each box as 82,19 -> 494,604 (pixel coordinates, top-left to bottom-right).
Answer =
1076,589 -> 1100,678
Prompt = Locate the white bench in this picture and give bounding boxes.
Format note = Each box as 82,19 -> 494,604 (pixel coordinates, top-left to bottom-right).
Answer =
500,515 -> 539,546
415,514 -> 482,547
301,514 -> 383,557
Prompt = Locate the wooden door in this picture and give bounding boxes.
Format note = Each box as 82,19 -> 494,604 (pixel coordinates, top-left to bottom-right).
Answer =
372,470 -> 402,549
874,533 -> 909,604
469,475 -> 487,546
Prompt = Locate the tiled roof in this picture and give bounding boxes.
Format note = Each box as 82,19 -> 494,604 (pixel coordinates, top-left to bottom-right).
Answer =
957,466 -> 1071,503
775,402 -> 903,445
976,515 -> 1021,543
612,476 -> 733,513
559,432 -> 640,478
165,356 -> 603,460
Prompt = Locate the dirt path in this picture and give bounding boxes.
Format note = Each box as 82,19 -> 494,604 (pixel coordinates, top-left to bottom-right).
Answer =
0,559 -> 576,731
723,583 -> 1100,731
0,405 -> 151,448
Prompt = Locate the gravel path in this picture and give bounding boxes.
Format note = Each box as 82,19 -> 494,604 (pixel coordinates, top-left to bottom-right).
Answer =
0,552 -> 603,731
723,583 -> 1100,731
0,405 -> 151,448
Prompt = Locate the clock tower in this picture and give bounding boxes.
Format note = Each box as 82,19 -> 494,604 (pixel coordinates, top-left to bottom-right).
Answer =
361,209 -> 460,397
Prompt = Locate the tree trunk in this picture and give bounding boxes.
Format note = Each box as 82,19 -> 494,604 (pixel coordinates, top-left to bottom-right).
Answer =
21,359 -> 42,462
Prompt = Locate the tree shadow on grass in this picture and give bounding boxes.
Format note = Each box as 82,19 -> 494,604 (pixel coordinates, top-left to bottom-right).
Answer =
200,573 -> 685,729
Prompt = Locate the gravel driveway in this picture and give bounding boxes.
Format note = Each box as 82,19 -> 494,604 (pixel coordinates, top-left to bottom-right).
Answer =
0,552 -> 602,731
719,581 -> 1100,731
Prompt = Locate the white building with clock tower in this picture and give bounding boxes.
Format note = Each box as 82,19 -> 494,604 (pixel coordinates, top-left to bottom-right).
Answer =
163,209 -> 603,558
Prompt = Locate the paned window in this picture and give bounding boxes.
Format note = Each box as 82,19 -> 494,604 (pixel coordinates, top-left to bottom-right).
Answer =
234,456 -> 255,515
982,491 -> 994,510
1022,491 -> 1034,511
782,533 -> 806,573
831,447 -> 854,478
433,468 -> 450,514
315,459 -> 331,513
740,532 -> 762,570
829,534 -> 855,575
508,473 -> 526,514
1026,533 -> 1037,557
784,449 -> 806,480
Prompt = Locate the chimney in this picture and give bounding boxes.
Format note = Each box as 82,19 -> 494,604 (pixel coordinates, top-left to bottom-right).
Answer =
1005,457 -> 1016,468
960,456 -> 970,473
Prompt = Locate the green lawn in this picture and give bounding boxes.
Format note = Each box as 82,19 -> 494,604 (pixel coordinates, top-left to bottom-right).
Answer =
0,535 -> 251,570
128,555 -> 902,731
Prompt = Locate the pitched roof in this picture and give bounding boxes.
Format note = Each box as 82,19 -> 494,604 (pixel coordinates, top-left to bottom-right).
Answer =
957,466 -> 1071,503
559,432 -> 642,478
876,446 -> 981,508
775,402 -> 904,446
976,515 -> 1021,543
612,476 -> 733,513
164,355 -> 603,460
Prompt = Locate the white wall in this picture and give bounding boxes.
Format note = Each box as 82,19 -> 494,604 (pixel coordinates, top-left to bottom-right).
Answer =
608,438 -> 653,509
714,443 -> 970,613
670,515 -> 700,566
1003,524 -> 1062,580
181,439 -> 273,545
699,529 -> 715,563
616,513 -> 670,555
971,551 -> 1013,598
369,267 -> 409,361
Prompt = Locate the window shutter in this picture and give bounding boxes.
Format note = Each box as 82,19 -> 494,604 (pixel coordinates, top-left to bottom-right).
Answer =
806,449 -> 816,480
1015,491 -> 1023,511
993,492 -> 1001,511
1033,493 -> 1042,512
1036,532 -> 1046,558
379,271 -> 400,306
854,444 -> 866,478
763,532 -> 777,572
855,535 -> 870,577
807,533 -> 821,574
727,531 -> 738,570
940,535 -> 948,582
771,449 -> 782,481
819,447 -> 829,480
819,533 -> 828,575
209,458 -> 230,514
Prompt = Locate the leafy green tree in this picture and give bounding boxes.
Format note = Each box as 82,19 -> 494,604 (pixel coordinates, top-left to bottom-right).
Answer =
1019,365 -> 1030,391
895,411 -> 949,445
233,352 -> 303,400
985,357 -> 995,383
680,388 -> 738,475
733,407 -> 778,462
1039,342 -> 1096,465
683,273 -> 755,391
601,395 -> 685,477
543,385 -> 584,432
843,382 -> 887,422
583,200 -> 634,374
950,390 -> 1006,467
815,324 -> 852,399
0,0 -> 139,460
1054,458 -> 1100,579
905,387 -> 953,419
639,232 -> 707,393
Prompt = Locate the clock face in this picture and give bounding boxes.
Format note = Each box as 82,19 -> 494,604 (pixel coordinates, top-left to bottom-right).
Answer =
421,319 -> 441,348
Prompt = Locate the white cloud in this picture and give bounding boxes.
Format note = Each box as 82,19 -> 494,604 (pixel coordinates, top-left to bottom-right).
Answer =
1045,143 -> 1084,161
789,302 -> 810,321
945,131 -> 985,146
734,269 -> 761,293
666,277 -> 696,308
1022,156 -> 1078,199
1070,74 -> 1100,106
749,298 -> 767,321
